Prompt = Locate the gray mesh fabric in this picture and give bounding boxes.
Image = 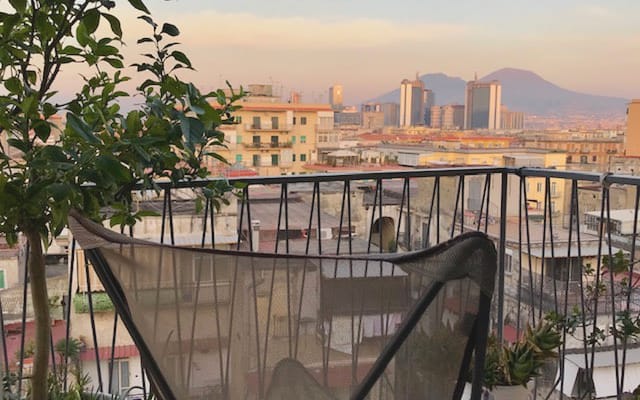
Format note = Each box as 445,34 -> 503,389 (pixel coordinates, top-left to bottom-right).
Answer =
68,211 -> 496,400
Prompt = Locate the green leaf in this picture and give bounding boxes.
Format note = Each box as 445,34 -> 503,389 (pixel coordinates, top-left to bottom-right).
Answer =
104,58 -> 124,68
66,113 -> 100,144
33,120 -> 51,142
96,155 -> 129,182
101,13 -> 122,38
137,15 -> 155,28
128,0 -> 150,14
136,37 -> 154,44
171,50 -> 191,67
61,45 -> 82,55
76,22 -> 90,47
8,0 -> 26,13
4,77 -> 21,94
83,8 -> 101,34
161,23 -> 179,37
47,183 -> 71,201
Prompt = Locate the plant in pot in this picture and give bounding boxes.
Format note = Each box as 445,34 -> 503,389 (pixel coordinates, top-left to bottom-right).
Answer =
0,1 -> 241,398
481,320 -> 562,400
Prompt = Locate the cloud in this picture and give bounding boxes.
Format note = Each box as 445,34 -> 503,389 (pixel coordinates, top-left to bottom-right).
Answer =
579,5 -> 616,18
162,11 -> 467,50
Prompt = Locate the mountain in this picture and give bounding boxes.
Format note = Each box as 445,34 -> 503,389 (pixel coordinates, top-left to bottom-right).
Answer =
369,73 -> 466,106
368,68 -> 628,117
480,68 -> 627,116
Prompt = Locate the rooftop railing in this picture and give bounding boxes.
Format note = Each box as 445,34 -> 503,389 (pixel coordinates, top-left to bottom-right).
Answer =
3,166 -> 640,399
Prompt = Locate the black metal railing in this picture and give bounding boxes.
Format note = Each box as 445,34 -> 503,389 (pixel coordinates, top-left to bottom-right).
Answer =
3,166 -> 640,399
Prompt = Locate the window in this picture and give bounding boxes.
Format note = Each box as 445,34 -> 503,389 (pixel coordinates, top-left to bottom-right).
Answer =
300,117 -> 307,125
271,116 -> 279,129
292,154 -> 296,162
235,154 -> 242,163
300,154 -> 306,162
0,270 -> 4,289
236,135 -> 242,144
504,250 -> 513,274
252,135 -> 260,146
235,116 -> 242,124
551,181 -> 557,196
300,135 -> 306,144
293,117 -> 297,125
252,155 -> 260,167
252,116 -> 261,129
109,359 -> 130,395
580,155 -> 588,164
536,182 -> 542,192
291,136 -> 296,144
271,154 -> 279,166
592,155 -> 597,162
270,135 -> 278,147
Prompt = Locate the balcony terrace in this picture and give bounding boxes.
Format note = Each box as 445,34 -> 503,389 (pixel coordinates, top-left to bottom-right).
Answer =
3,166 -> 640,399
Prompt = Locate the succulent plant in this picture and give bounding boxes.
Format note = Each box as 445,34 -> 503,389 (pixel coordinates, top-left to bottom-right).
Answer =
482,319 -> 561,389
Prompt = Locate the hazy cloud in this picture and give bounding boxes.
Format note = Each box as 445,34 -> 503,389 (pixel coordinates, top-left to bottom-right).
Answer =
165,11 -> 467,50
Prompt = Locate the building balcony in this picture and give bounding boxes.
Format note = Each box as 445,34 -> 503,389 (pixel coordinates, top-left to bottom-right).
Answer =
6,167 -> 640,399
244,141 -> 293,149
244,123 -> 292,132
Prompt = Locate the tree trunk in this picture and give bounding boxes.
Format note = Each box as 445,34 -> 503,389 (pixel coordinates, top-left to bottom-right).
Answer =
26,230 -> 49,400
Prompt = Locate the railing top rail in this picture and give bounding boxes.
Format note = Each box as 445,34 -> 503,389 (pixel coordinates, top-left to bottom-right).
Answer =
130,167 -> 640,190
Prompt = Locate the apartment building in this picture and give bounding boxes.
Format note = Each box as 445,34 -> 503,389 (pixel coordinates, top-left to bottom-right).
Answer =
210,101 -> 334,176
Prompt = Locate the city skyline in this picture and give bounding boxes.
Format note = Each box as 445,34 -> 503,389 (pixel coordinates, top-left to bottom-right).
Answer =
46,0 -> 639,108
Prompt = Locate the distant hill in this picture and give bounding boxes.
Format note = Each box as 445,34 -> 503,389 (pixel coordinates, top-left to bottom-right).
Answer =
368,68 -> 628,117
369,73 -> 466,106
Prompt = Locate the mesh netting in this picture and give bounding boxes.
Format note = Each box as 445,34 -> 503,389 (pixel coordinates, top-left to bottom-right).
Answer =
69,211 -> 496,400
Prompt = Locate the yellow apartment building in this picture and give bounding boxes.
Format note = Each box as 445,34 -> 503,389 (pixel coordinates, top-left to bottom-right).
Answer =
626,100 -> 640,157
519,130 -> 623,170
210,101 -> 334,176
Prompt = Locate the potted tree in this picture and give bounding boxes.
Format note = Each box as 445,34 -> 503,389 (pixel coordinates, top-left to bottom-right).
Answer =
0,1 -> 241,398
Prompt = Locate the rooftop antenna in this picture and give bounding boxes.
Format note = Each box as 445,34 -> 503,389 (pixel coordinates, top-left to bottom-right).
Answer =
474,72 -> 478,81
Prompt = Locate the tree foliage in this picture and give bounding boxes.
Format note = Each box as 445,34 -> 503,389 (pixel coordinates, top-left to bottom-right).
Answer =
0,1 -> 242,398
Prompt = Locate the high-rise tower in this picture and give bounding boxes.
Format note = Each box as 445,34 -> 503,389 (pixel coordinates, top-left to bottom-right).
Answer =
399,74 -> 426,127
329,85 -> 343,110
464,80 -> 501,130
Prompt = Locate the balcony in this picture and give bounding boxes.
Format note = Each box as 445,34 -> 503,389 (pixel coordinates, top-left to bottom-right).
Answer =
4,167 -> 640,399
244,141 -> 293,149
244,123 -> 292,132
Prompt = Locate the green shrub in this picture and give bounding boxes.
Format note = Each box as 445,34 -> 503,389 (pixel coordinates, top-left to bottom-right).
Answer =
73,293 -> 114,314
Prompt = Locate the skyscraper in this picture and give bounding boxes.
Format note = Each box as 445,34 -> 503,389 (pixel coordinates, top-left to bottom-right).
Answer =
423,89 -> 435,126
329,85 -> 343,110
399,75 -> 425,127
464,80 -> 501,130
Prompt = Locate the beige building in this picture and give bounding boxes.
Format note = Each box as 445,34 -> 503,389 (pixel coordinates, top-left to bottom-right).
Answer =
520,130 -> 624,170
500,106 -> 525,130
626,99 -> 640,157
210,101 -> 334,176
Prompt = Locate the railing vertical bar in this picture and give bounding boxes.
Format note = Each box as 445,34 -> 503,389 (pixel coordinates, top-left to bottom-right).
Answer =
244,187 -> 264,399
559,179 -> 578,399
497,171 -> 508,342
62,238 -> 76,391
604,182 -> 622,397
200,196 -> 210,248
516,176 -> 524,337
222,186 -> 247,399
283,184 -> 293,358
406,178 -> 412,250
522,175 -> 536,327
261,185 -> 286,381
107,313 -> 118,394
589,178 -> 608,387
450,176 -> 462,239
0,296 -> 8,379
620,185 -> 640,391
546,176 -> 559,315
539,178 -> 548,322
85,257 -> 103,391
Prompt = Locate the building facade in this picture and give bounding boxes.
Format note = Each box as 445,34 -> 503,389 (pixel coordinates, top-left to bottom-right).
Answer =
626,99 -> 640,157
210,101 -> 333,176
329,85 -> 343,110
399,77 -> 425,127
464,80 -> 501,130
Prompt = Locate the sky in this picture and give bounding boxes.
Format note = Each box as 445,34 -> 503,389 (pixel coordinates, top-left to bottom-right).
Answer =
54,0 -> 640,106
